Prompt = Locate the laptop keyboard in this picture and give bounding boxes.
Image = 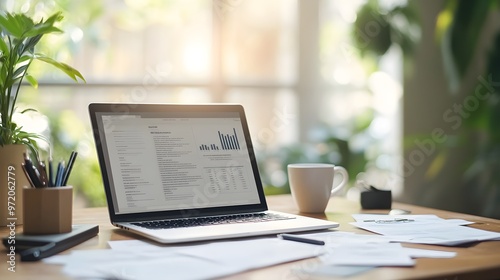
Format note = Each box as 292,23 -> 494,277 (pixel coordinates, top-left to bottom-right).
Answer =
131,213 -> 295,230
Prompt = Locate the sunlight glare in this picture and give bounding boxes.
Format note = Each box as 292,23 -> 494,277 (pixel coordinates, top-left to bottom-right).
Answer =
20,2 -> 30,13
369,71 -> 402,115
182,43 -> 208,75
70,27 -> 84,43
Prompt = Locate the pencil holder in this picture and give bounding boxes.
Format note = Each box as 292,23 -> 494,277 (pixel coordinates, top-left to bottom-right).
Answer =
23,186 -> 73,235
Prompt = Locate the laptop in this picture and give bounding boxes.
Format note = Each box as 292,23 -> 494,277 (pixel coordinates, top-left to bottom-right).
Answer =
88,103 -> 338,243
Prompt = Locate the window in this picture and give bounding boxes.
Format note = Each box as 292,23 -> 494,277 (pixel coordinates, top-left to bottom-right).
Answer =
6,0 -> 402,206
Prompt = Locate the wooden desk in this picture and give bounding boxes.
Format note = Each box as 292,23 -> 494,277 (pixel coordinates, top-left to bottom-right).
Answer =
2,195 -> 500,279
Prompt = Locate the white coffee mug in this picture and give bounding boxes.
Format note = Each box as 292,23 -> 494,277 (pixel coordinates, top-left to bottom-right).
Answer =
288,163 -> 349,213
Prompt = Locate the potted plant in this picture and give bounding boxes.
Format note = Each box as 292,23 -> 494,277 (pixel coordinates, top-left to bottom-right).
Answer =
0,11 -> 84,226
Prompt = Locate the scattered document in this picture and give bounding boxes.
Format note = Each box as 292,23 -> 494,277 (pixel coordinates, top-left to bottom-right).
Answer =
181,238 -> 323,269
45,237 -> 323,280
288,231 -> 455,278
321,243 -> 415,266
297,231 -> 395,244
352,214 -> 473,226
44,224 -> 471,279
401,247 -> 456,258
350,214 -> 500,246
297,231 -> 456,258
108,239 -> 186,252
293,264 -> 375,278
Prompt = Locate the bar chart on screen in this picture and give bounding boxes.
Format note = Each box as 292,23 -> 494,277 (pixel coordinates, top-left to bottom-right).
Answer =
199,128 -> 241,151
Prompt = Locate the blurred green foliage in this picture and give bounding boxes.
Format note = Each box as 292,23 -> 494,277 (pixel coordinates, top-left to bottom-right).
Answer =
259,110 -> 375,195
438,0 -> 500,217
46,110 -> 106,207
353,0 -> 420,60
355,0 -> 500,217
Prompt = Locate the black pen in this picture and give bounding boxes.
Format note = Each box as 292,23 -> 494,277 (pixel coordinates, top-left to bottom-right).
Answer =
48,158 -> 54,187
38,160 -> 49,187
55,161 -> 65,187
21,163 -> 36,188
23,154 -> 43,188
277,234 -> 325,246
62,151 -> 77,186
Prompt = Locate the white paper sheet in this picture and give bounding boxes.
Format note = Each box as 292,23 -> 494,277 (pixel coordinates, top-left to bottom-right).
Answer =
298,231 -> 395,244
293,264 -> 375,278
352,214 -> 473,226
179,238 -> 324,268
350,214 -> 500,246
402,247 -> 457,258
90,254 -> 239,280
296,231 -> 457,258
44,229 -> 464,279
352,214 -> 445,223
321,243 -> 415,266
44,237 -> 323,280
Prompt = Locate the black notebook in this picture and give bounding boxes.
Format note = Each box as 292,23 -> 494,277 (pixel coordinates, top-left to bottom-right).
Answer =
2,224 -> 99,261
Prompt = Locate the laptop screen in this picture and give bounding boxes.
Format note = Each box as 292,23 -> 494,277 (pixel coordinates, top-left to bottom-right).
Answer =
89,104 -> 267,220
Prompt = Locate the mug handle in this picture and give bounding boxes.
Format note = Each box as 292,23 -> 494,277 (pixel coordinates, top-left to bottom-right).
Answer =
331,166 -> 349,196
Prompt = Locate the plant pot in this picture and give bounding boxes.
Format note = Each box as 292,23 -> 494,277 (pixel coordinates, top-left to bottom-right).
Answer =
0,144 -> 29,226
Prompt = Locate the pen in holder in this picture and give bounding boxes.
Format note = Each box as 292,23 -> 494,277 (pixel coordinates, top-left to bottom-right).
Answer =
20,151 -> 77,234
23,186 -> 73,235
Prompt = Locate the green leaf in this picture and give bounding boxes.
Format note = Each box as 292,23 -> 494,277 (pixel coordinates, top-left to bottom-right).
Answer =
35,54 -> 86,82
16,13 -> 35,34
441,0 -> 494,92
4,76 -> 21,90
0,65 -> 6,87
24,12 -> 63,37
25,74 -> 38,88
353,1 -> 392,58
24,26 -> 62,38
12,64 -> 28,79
19,34 -> 43,55
43,12 -> 64,26
0,13 -> 24,38
0,37 -> 8,55
0,11 -> 85,149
